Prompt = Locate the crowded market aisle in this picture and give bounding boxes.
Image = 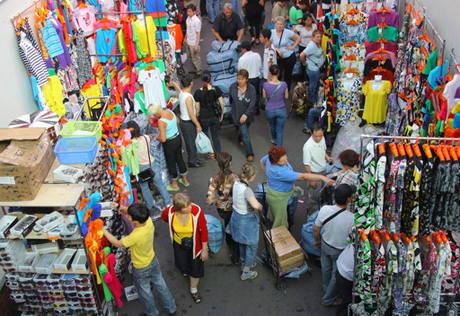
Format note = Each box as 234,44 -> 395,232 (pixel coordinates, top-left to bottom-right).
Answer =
114,2 -> 330,316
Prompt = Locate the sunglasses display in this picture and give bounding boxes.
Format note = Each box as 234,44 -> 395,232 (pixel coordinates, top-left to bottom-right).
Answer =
77,291 -> 94,298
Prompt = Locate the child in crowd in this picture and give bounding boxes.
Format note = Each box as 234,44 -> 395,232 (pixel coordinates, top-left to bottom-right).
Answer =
102,203 -> 177,316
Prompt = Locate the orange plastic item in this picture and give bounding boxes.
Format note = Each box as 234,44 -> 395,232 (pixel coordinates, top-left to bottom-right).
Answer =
391,233 -> 400,242
413,144 -> 422,157
389,143 -> 399,157
422,144 -> 432,159
421,235 -> 432,243
450,147 -> 458,161
405,144 -> 414,158
370,230 -> 381,245
397,143 -> 406,156
359,230 -> 368,242
400,232 -> 411,244
442,146 -> 451,160
343,41 -> 357,48
378,6 -> 391,14
378,142 -> 385,155
379,230 -> 391,242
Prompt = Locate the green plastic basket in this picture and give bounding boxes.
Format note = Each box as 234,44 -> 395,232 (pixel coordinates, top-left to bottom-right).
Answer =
60,121 -> 102,141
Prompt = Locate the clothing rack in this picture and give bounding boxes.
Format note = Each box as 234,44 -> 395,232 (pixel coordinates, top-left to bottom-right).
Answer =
10,2 -> 37,21
351,134 -> 460,313
451,49 -> 459,68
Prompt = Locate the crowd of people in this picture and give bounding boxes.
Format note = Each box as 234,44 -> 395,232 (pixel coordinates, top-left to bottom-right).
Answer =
100,1 -> 364,316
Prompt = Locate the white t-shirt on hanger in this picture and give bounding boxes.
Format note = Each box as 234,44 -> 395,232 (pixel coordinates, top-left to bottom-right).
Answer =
138,68 -> 166,109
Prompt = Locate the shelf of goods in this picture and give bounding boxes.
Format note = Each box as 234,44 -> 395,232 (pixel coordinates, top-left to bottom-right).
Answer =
0,158 -> 103,315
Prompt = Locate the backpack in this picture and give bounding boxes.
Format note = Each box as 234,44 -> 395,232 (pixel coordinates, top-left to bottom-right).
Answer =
290,82 -> 310,115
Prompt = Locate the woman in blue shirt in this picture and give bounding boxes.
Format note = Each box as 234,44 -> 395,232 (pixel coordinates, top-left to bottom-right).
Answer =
260,146 -> 333,228
271,16 -> 301,91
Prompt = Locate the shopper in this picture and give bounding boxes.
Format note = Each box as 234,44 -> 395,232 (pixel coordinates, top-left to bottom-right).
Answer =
125,121 -> 172,217
206,0 -> 220,23
238,41 -> 262,114
335,243 -> 354,316
179,75 -> 203,168
148,103 -> 189,191
294,12 -> 317,81
229,69 -> 257,162
193,70 -> 224,159
303,73 -> 327,134
185,4 -> 202,78
241,0 -> 264,45
161,193 -> 208,304
303,122 -> 335,213
289,0 -> 308,26
102,203 -> 177,316
313,183 -> 355,307
212,3 -> 244,42
260,29 -> 277,84
337,149 -> 360,187
206,152 -> 240,264
262,64 -> 288,146
226,163 -> 263,280
271,0 -> 289,22
300,29 -> 324,105
271,16 -> 301,90
260,146 -> 334,228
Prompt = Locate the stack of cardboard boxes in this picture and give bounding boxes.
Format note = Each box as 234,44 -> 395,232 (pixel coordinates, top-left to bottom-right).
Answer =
264,225 -> 304,273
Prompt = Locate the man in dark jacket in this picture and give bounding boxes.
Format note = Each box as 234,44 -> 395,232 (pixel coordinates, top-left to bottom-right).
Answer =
229,69 -> 257,161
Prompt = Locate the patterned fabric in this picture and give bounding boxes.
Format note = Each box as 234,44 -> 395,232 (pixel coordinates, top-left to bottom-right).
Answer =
335,77 -> 362,126
410,157 -> 423,236
418,158 -> 434,236
400,157 -> 414,235
74,30 -> 93,88
392,239 -> 407,309
384,160 -> 399,233
355,141 -> 376,229
385,93 -> 402,136
402,239 -> 422,300
206,173 -> 239,211
355,235 -> 373,307
374,154 -> 386,230
442,234 -> 460,292
427,241 -> 451,313
370,239 -> 386,299
413,238 -> 437,302
431,161 -> 450,230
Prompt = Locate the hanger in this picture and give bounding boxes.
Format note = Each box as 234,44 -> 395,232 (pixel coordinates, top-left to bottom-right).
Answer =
412,143 -> 422,157
455,64 -> 460,75
432,232 -> 443,245
450,147 -> 458,161
347,19 -> 359,25
400,232 -> 411,245
397,142 -> 406,156
344,55 -> 357,61
370,230 -> 381,245
373,66 -> 385,74
377,37 -> 388,44
440,231 -> 449,244
346,7 -> 359,15
377,6 -> 391,14
359,230 -> 368,242
344,67 -> 358,74
343,41 -> 357,48
418,29 -> 430,43
378,136 -> 385,155
378,22 -> 388,29
78,2 -> 88,8
146,64 -> 155,70
431,145 -> 445,161
442,146 -> 451,160
391,233 -> 400,242
372,55 -> 387,62
431,38 -> 437,51
375,48 -> 388,54
389,142 -> 399,157
102,25 -> 111,30
405,143 -> 414,158
378,230 -> 391,242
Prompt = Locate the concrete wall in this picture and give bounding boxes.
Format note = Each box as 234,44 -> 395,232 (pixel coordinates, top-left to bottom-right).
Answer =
415,0 -> 460,66
0,0 -> 41,128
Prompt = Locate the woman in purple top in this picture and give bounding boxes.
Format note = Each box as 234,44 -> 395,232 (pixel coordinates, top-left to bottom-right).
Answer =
263,65 -> 289,146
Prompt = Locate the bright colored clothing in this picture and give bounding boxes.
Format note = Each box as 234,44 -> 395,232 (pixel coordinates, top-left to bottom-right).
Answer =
367,25 -> 398,42
146,16 -> 158,56
168,24 -> 183,51
122,217 -> 155,269
138,68 -> 166,109
172,214 -> 193,244
42,76 -> 65,117
40,18 -> 64,58
159,110 -> 179,139
81,81 -> 103,117
95,28 -> 117,63
362,80 -> 392,124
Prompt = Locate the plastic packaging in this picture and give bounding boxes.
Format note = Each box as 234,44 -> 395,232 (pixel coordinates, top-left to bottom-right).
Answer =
195,132 -> 213,154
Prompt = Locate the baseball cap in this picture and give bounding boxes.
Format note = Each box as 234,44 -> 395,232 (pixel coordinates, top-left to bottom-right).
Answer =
239,41 -> 252,51
334,183 -> 357,205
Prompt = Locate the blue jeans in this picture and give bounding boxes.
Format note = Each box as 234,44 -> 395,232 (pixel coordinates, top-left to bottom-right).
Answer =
200,116 -> 221,155
320,240 -> 342,306
237,123 -> 254,157
305,107 -> 323,131
230,0 -> 239,17
139,163 -> 172,211
265,108 -> 287,146
132,257 -> 176,316
239,243 -> 257,268
307,69 -> 320,105
287,193 -> 298,216
206,0 -> 220,22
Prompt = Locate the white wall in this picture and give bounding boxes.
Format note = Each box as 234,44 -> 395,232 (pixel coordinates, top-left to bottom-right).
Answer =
416,0 -> 460,67
0,0 -> 41,128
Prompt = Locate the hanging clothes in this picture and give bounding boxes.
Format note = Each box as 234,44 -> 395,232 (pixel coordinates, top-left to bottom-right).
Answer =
42,75 -> 66,117
368,10 -> 400,29
367,25 -> 399,42
17,32 -> 50,87
95,27 -> 117,63
138,67 -> 166,109
74,30 -> 93,87
335,77 -> 362,126
362,80 -> 392,124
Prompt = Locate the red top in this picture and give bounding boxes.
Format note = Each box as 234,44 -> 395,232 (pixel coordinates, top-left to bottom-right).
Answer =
162,203 -> 208,259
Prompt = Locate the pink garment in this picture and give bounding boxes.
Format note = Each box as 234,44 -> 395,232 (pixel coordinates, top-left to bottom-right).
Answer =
115,128 -> 132,147
365,51 -> 397,68
364,40 -> 397,56
123,21 -> 138,64
93,20 -> 118,30
120,1 -> 129,20
368,10 -> 400,29
75,7 -> 96,36
103,254 -> 123,307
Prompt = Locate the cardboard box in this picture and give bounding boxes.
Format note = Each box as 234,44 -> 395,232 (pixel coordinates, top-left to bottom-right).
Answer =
0,128 -> 55,201
265,226 -> 304,273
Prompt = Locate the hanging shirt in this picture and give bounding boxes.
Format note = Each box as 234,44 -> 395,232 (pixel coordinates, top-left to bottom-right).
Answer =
367,25 -> 399,42
40,18 -> 64,58
132,20 -> 148,59
336,77 -> 362,126
133,90 -> 145,114
18,34 -> 49,87
368,10 -> 400,29
42,76 -> 65,117
365,40 -> 397,55
74,6 -> 96,36
145,16 -> 158,56
168,24 -> 184,52
95,28 -> 117,63
145,0 -> 167,18
138,68 -> 167,109
362,80 -> 392,124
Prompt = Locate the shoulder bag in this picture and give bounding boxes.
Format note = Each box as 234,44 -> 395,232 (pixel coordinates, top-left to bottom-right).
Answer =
137,136 -> 156,182
321,207 -> 346,227
210,88 -> 223,118
261,83 -> 282,110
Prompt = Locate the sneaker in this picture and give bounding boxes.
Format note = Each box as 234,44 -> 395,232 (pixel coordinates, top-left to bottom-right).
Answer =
240,262 -> 257,271
270,139 -> 277,145
151,212 -> 161,222
247,156 -> 254,162
240,270 -> 258,280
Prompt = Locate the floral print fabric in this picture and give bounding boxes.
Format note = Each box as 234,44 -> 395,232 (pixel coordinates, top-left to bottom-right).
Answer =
335,77 -> 363,126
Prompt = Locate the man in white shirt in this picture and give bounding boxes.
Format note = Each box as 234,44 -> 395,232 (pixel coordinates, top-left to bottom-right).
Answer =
185,4 -> 202,78
303,122 -> 334,213
238,41 -> 262,114
313,183 -> 355,307
179,75 -> 203,168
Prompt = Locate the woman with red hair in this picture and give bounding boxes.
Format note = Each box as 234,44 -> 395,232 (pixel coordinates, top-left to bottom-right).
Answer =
260,146 -> 334,228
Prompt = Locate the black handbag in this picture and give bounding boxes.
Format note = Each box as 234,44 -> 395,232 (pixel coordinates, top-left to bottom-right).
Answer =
137,136 -> 155,182
175,231 -> 193,250
210,89 -> 223,118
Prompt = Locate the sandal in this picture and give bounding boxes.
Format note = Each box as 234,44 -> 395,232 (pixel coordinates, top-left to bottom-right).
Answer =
191,291 -> 202,304
178,179 -> 190,187
166,185 -> 180,191
207,153 -> 216,160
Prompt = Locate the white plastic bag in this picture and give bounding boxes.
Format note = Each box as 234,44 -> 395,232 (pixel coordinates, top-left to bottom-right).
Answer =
195,132 -> 213,154
180,53 -> 187,64
331,117 -> 363,160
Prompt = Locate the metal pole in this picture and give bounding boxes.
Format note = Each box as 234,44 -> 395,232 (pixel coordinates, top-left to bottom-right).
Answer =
10,2 -> 37,21
360,134 -> 459,142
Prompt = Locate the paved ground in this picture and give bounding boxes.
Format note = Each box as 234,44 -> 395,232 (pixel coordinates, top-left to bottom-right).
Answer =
116,3 -> 336,316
